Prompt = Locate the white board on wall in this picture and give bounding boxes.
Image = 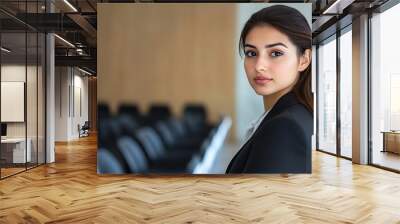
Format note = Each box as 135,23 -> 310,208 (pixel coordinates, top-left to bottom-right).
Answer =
1,81 -> 25,122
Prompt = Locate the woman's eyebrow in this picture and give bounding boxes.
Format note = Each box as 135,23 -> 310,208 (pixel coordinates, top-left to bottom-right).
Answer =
244,44 -> 256,49
265,42 -> 288,48
244,43 -> 288,49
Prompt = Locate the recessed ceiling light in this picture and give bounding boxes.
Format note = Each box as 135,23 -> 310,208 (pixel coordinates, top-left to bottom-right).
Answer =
1,47 -> 11,53
323,0 -> 354,15
54,34 -> 75,48
63,0 -> 78,12
77,67 -> 93,76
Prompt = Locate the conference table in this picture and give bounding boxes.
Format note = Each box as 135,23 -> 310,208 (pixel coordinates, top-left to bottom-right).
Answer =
381,131 -> 400,154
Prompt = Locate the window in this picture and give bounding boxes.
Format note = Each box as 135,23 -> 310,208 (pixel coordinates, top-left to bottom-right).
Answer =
339,27 -> 352,158
317,35 -> 337,154
370,2 -> 400,171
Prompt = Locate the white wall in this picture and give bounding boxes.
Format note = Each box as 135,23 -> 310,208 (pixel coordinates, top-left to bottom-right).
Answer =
1,65 -> 26,81
55,66 -> 67,141
72,72 -> 89,138
55,67 -> 89,141
1,65 -> 34,137
234,3 -> 312,143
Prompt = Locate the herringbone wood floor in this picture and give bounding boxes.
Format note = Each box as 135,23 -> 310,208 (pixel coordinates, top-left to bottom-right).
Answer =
1,135 -> 400,223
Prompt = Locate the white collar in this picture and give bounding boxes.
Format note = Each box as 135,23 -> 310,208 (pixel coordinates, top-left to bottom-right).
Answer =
241,110 -> 269,144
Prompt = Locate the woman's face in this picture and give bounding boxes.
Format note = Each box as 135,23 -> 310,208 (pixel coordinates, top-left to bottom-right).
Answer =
243,24 -> 310,97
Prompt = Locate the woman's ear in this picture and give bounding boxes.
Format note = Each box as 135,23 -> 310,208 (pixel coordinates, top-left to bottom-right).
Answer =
298,49 -> 311,72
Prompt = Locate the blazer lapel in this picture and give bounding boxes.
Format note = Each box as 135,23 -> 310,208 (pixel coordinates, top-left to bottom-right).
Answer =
226,91 -> 300,173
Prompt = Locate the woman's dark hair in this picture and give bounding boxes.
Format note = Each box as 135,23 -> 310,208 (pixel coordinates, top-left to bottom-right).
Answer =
239,5 -> 313,113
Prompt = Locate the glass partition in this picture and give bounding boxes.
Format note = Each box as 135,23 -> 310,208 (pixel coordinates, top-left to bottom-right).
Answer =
339,27 -> 352,158
0,1 -> 46,179
1,31 -> 28,177
38,32 -> 45,165
317,35 -> 337,155
27,30 -> 38,169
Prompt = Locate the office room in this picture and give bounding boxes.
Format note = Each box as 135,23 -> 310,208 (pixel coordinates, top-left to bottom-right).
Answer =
1,0 -> 400,223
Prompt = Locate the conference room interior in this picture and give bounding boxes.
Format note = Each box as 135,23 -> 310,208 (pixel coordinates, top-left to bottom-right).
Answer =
0,0 -> 400,178
95,3 -> 312,174
0,0 -> 400,221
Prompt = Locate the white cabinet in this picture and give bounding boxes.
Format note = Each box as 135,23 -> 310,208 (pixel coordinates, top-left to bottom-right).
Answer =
1,138 -> 32,163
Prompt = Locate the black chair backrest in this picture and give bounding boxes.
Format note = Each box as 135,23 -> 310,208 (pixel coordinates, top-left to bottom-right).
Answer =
98,103 -> 111,120
148,104 -> 171,122
82,121 -> 90,129
98,118 -> 130,172
183,104 -> 208,133
135,127 -> 166,161
98,118 -> 112,147
97,147 -> 125,174
117,136 -> 149,173
167,118 -> 187,139
108,117 -> 125,138
154,121 -> 176,147
118,104 -> 141,119
183,104 -> 207,120
117,114 -> 139,136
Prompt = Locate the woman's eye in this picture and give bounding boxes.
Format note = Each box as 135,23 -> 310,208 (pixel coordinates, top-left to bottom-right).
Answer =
244,51 -> 257,57
271,51 -> 283,57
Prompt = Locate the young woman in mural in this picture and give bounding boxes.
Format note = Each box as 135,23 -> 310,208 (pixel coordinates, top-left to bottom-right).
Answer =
226,5 -> 313,173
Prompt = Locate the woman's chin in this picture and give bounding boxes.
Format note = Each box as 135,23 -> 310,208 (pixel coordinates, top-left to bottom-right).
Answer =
253,86 -> 274,96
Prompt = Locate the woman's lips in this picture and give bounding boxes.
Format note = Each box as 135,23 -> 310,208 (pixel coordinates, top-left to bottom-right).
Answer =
254,76 -> 273,85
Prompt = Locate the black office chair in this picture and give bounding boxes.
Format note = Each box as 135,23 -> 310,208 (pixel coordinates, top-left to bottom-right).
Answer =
153,120 -> 202,153
97,118 -> 131,173
117,135 -> 189,173
166,117 -> 204,149
98,103 -> 111,120
167,118 -> 187,139
118,104 -> 144,123
183,103 -> 213,139
116,114 -> 140,136
79,121 -> 90,138
117,136 -> 149,173
147,104 -> 172,124
97,148 -> 125,174
153,120 -> 175,148
134,127 -> 193,171
98,115 -> 147,173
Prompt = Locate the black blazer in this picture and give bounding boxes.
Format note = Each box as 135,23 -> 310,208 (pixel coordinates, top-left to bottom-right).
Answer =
226,92 -> 313,174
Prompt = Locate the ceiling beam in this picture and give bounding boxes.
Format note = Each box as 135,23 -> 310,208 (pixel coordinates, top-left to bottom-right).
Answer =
55,55 -> 96,69
66,13 -> 97,45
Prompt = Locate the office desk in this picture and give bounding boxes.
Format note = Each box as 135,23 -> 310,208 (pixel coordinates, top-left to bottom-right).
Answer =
381,131 -> 400,154
1,138 -> 31,163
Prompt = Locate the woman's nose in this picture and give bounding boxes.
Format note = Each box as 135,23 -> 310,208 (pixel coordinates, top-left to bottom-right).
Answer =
255,56 -> 268,73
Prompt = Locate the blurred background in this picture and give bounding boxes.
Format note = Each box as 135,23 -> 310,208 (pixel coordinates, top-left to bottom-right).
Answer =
97,3 -> 311,174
